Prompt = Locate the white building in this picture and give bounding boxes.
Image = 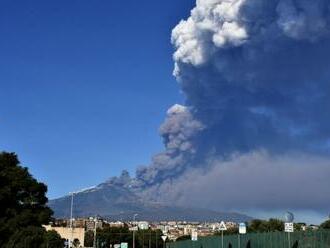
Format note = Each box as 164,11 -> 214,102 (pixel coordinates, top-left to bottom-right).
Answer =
138,221 -> 149,230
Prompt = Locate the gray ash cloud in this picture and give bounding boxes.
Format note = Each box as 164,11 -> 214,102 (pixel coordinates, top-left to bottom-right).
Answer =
114,0 -> 330,213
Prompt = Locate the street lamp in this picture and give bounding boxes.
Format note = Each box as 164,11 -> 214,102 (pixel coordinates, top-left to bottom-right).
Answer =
69,192 -> 75,248
93,216 -> 98,248
133,214 -> 138,248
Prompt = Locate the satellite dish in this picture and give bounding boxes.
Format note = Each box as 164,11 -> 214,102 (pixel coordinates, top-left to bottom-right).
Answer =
284,212 -> 294,222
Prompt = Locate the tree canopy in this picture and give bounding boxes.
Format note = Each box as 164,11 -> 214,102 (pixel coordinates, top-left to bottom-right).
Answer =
248,219 -> 284,233
92,225 -> 163,248
320,220 -> 330,229
0,152 -> 63,247
6,226 -> 64,248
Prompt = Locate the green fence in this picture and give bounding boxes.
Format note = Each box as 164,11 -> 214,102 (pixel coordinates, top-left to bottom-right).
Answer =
167,230 -> 330,248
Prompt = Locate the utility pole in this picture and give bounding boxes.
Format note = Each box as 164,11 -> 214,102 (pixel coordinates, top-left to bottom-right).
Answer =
69,192 -> 74,248
238,234 -> 240,248
133,214 -> 138,248
288,232 -> 291,248
93,216 -> 98,248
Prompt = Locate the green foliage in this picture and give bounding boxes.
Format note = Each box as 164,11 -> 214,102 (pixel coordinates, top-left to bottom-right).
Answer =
294,223 -> 306,231
5,226 -> 64,248
135,229 -> 163,248
267,218 -> 284,232
6,226 -> 45,248
97,226 -> 131,247
176,235 -> 191,241
0,152 -> 55,246
320,220 -> 330,229
95,226 -> 163,248
73,238 -> 80,247
85,230 -> 95,247
44,230 -> 65,248
248,219 -> 284,233
214,227 -> 239,236
213,219 -> 284,236
248,219 -> 269,232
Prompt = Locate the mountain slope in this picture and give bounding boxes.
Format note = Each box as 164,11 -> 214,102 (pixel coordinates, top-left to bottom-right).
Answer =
49,182 -> 252,222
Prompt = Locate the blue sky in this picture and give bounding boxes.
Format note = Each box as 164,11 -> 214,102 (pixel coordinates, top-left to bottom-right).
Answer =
0,0 -> 195,198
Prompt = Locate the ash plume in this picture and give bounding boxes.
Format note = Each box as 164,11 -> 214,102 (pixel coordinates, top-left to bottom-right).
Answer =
132,0 -> 330,213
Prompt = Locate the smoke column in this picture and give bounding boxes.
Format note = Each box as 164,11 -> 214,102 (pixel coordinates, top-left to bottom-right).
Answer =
134,0 -> 330,213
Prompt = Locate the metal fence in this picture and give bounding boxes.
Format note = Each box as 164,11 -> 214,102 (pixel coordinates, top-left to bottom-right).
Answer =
167,230 -> 330,248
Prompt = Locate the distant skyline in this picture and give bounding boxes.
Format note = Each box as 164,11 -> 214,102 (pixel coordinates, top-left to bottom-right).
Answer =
0,0 -> 194,198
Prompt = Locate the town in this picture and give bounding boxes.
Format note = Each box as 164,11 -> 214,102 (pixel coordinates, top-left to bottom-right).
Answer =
44,217 -> 324,247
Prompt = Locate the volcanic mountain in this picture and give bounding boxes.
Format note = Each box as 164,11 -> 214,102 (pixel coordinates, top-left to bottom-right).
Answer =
49,171 -> 252,222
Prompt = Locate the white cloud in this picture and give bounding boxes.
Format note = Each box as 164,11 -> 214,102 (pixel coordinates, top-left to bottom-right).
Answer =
172,0 -> 248,67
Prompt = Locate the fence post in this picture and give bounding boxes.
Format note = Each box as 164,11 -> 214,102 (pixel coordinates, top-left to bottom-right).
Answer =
237,234 -> 240,248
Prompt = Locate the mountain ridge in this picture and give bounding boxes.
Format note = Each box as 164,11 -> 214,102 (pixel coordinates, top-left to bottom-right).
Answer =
49,178 -> 252,222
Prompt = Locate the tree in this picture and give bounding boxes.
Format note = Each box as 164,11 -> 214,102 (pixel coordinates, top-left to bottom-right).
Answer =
96,226 -> 163,248
248,219 -> 284,233
136,229 -> 163,248
96,226 -> 132,247
44,230 -> 65,248
248,219 -> 267,232
84,230 -> 95,247
5,226 -> 64,248
320,220 -> 330,229
6,226 -> 45,248
176,235 -> 191,241
294,223 -> 306,231
0,152 -> 55,246
214,227 -> 238,236
73,238 -> 80,247
267,218 -> 284,232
